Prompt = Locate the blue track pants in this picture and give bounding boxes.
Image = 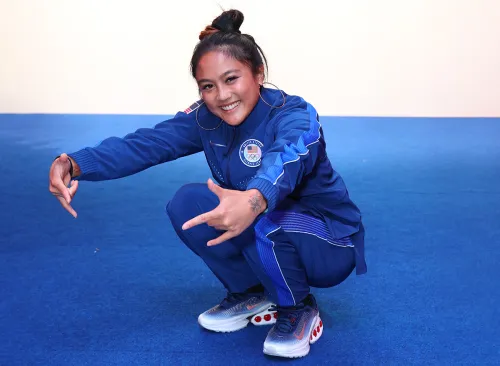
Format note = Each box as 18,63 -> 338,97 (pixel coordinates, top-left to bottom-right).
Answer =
166,183 -> 362,306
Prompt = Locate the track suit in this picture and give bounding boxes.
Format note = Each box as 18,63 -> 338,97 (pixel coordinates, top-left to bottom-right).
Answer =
68,87 -> 367,306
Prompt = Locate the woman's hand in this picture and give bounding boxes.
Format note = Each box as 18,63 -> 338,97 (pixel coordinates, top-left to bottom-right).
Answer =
48,153 -> 79,218
182,178 -> 267,246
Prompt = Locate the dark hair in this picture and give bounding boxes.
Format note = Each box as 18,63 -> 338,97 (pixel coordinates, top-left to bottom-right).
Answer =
190,9 -> 268,79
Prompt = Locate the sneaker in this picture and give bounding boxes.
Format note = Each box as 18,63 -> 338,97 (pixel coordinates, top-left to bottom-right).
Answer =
263,294 -> 323,358
198,291 -> 277,332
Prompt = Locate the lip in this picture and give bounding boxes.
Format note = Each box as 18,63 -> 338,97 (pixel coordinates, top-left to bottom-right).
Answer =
220,100 -> 241,112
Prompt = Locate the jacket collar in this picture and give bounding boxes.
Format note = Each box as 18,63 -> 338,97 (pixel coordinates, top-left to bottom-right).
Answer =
237,87 -> 286,131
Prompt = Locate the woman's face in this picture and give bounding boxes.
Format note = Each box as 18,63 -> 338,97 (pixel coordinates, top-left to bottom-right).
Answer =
195,51 -> 264,126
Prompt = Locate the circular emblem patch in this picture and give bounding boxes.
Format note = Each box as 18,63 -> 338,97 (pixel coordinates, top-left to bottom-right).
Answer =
239,139 -> 264,167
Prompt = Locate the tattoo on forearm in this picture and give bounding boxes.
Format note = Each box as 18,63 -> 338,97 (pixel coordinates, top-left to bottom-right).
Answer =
249,194 -> 263,214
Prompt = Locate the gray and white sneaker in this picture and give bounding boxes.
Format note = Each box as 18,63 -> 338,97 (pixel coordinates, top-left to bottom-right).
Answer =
198,291 -> 277,332
263,294 -> 323,358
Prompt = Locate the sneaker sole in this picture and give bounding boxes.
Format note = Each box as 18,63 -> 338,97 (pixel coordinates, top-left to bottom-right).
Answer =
263,315 -> 323,358
198,303 -> 277,333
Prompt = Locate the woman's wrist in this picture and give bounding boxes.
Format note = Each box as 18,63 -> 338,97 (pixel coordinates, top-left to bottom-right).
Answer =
67,156 -> 81,178
247,189 -> 268,214
54,154 -> 81,178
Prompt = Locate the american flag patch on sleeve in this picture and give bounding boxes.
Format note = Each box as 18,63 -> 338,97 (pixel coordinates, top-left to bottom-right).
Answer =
184,100 -> 203,114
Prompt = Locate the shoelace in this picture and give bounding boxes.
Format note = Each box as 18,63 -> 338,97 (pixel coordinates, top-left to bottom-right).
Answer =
219,292 -> 259,309
269,303 -> 306,333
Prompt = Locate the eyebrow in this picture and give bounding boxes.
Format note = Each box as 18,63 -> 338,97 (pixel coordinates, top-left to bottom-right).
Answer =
197,69 -> 241,84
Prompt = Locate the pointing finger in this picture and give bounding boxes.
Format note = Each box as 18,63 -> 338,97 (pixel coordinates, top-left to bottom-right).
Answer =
54,194 -> 77,218
182,210 -> 218,230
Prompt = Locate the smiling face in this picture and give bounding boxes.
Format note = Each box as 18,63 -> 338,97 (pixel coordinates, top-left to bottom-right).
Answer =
196,51 -> 264,126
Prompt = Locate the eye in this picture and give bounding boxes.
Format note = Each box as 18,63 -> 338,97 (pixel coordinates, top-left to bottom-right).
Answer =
226,76 -> 239,84
201,84 -> 213,91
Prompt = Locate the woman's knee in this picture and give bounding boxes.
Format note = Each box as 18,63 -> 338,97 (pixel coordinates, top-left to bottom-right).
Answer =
166,183 -> 240,257
307,247 -> 356,288
166,183 -> 211,226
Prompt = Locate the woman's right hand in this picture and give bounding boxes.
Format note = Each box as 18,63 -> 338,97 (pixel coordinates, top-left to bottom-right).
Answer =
49,153 -> 79,218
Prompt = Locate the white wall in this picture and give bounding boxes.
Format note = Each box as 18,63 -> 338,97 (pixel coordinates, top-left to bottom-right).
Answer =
1,0 -> 499,117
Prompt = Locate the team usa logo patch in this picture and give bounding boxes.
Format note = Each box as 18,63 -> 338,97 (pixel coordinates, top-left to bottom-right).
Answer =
239,139 -> 264,167
184,100 -> 203,114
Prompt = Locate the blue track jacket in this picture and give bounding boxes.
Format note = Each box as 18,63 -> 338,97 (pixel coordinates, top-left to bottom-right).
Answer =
68,87 -> 367,274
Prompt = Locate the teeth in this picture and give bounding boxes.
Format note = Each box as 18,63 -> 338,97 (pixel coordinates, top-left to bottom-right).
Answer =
221,101 -> 240,111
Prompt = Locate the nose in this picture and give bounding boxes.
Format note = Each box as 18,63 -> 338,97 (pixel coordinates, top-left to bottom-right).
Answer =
217,85 -> 231,102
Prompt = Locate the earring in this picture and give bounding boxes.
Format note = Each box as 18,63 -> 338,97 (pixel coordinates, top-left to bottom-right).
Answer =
259,81 -> 286,108
195,102 -> 223,131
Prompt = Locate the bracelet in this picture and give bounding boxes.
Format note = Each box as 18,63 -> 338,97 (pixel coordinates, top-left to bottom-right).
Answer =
54,155 -> 74,178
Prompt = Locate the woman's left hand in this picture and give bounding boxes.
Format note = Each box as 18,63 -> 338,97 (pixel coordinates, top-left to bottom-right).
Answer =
182,178 -> 267,246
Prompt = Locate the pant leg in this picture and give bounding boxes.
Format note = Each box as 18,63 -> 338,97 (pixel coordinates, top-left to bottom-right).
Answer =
166,183 -> 261,293
243,211 -> 358,306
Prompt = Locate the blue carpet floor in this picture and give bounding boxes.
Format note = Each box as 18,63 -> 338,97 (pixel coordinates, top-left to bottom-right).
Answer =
0,114 -> 499,365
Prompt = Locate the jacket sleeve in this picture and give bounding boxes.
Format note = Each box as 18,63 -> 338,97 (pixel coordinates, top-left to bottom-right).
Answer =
246,103 -> 324,212
68,111 -> 203,181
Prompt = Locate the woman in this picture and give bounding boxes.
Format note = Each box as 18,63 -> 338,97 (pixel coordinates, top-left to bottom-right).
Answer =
48,9 -> 367,359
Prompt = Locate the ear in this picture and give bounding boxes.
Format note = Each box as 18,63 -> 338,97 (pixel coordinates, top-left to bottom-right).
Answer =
256,65 -> 265,85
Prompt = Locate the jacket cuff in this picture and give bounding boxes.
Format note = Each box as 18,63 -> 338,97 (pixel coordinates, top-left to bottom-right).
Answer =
68,149 -> 99,179
246,178 -> 279,212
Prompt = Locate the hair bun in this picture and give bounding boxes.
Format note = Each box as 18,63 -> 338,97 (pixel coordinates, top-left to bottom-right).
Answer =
198,9 -> 244,40
212,9 -> 244,33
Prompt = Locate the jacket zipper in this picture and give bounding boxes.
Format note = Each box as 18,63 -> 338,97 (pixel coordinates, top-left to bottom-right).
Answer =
225,126 -> 237,187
